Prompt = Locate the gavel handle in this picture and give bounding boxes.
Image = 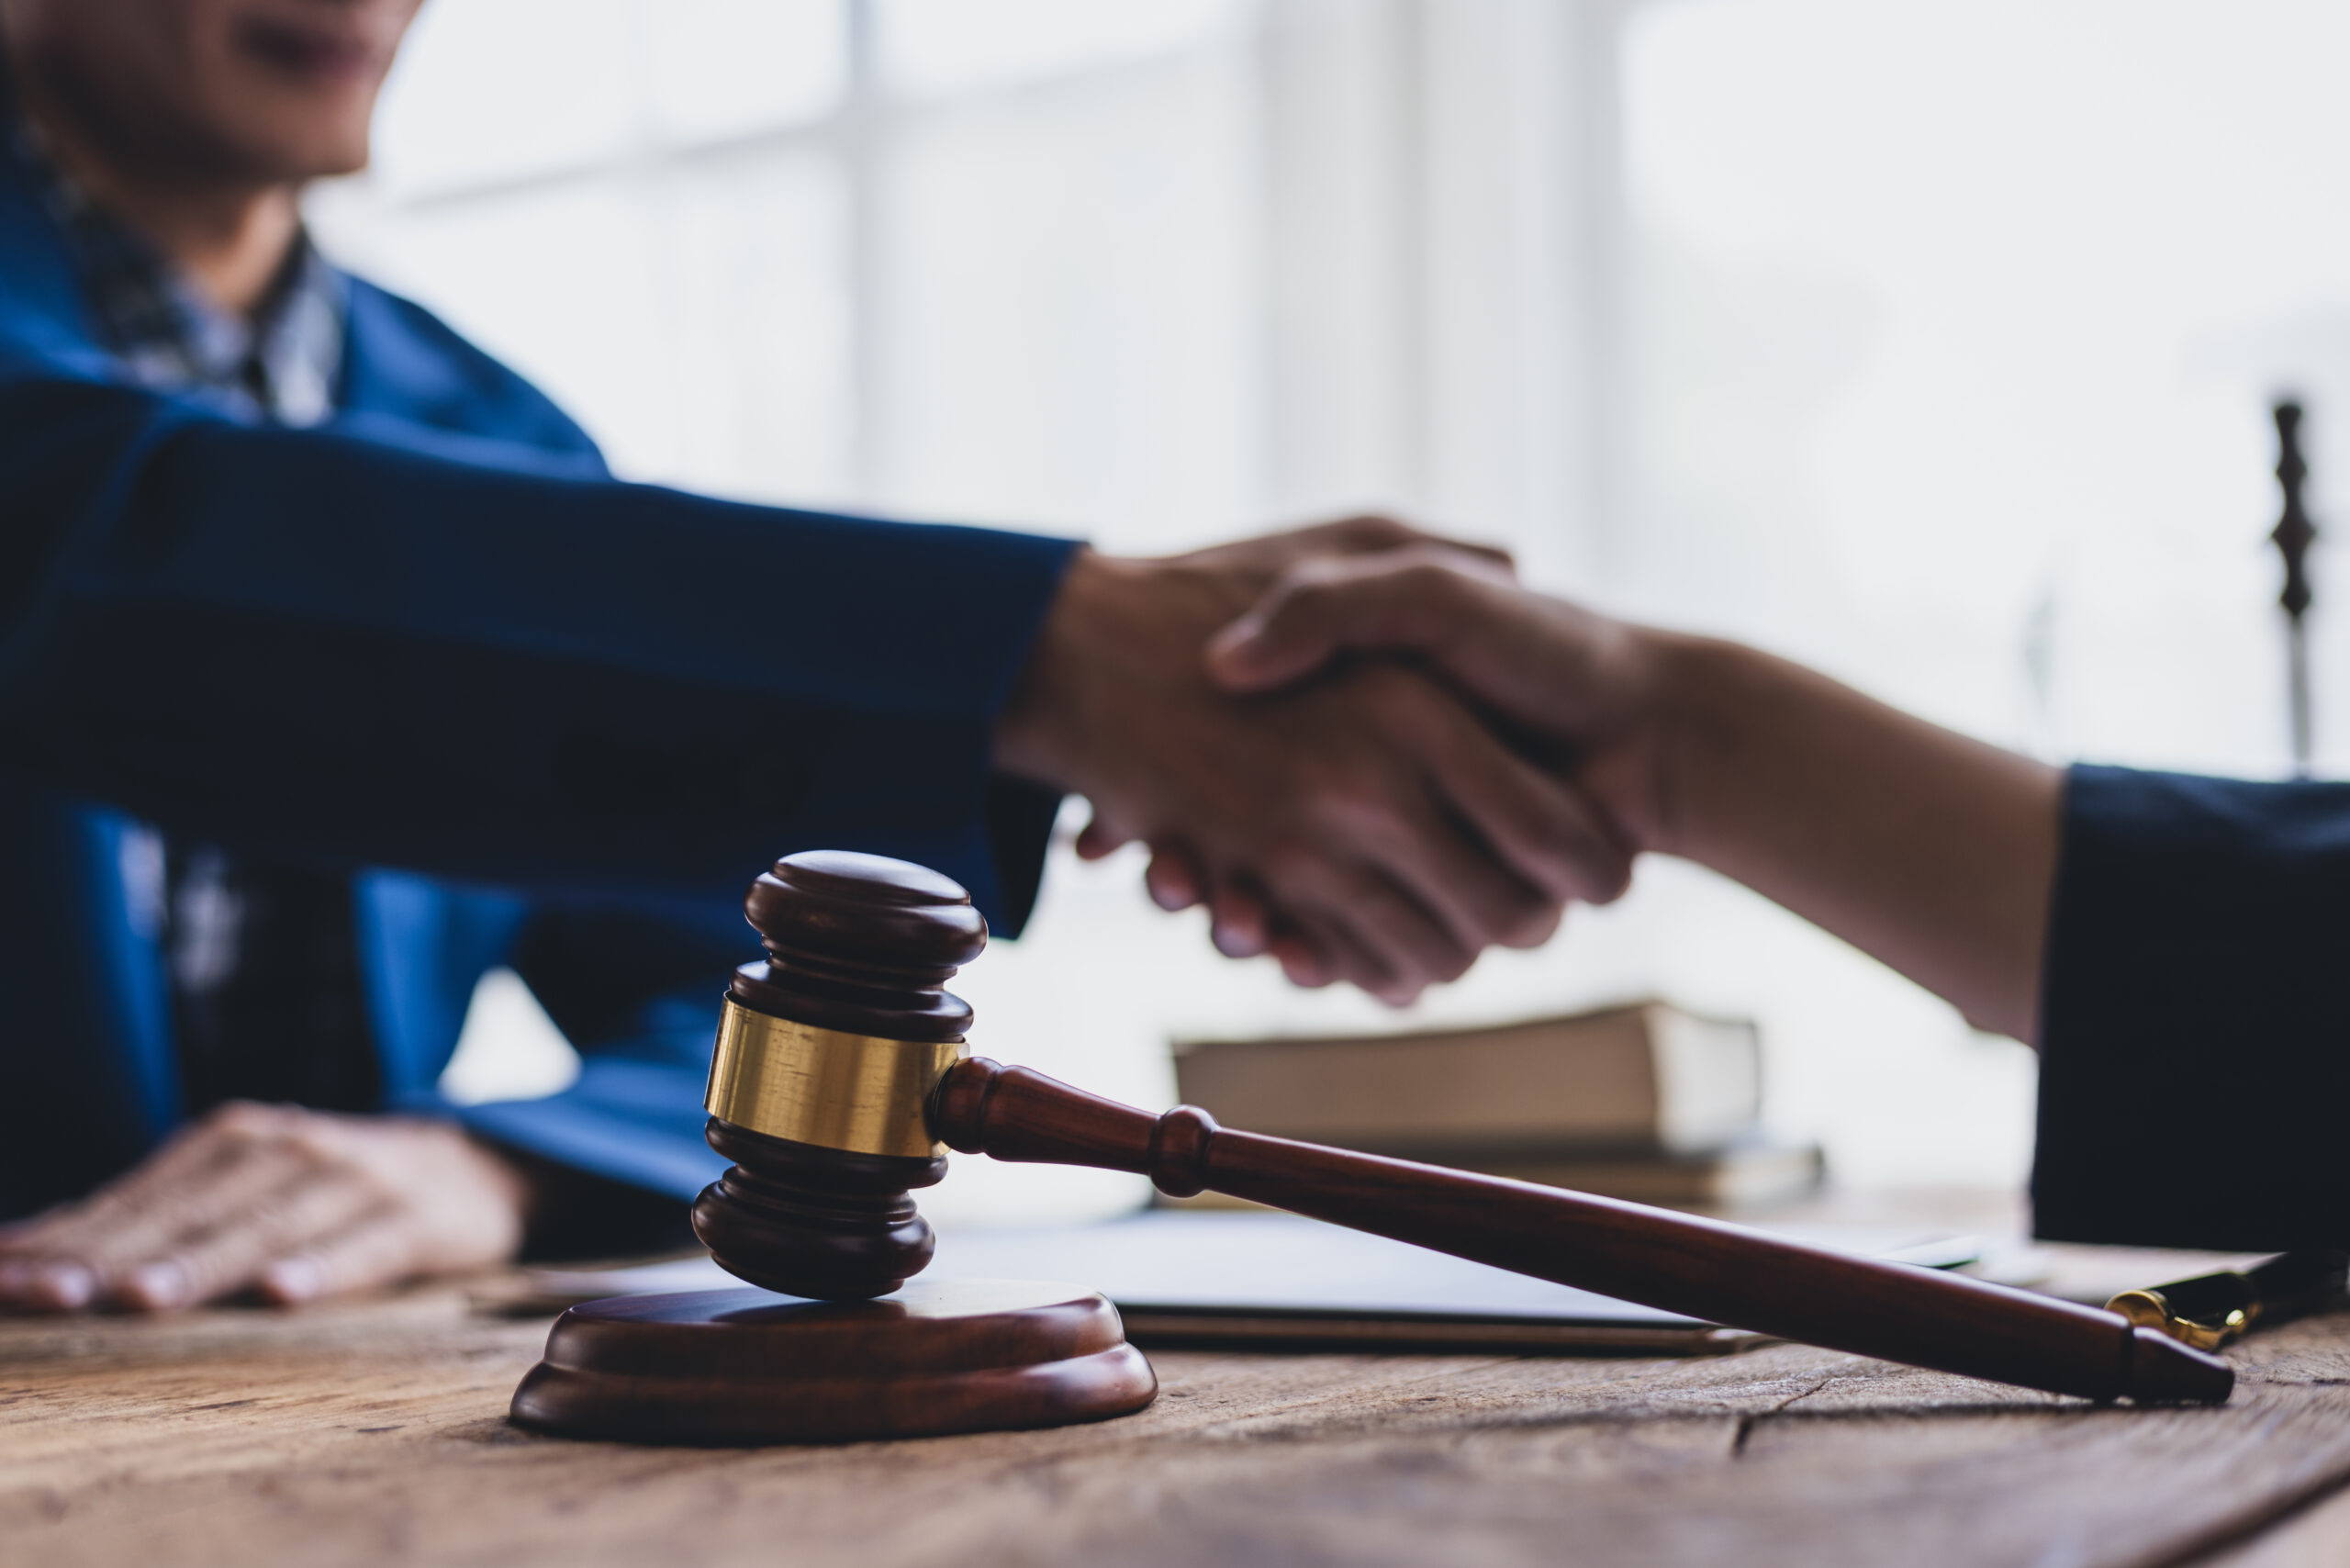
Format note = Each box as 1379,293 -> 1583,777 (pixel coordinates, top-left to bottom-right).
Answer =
928,1058 -> 2231,1404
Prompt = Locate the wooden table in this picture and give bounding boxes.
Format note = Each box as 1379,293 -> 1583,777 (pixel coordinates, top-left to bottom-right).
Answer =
7,1252 -> 2350,1567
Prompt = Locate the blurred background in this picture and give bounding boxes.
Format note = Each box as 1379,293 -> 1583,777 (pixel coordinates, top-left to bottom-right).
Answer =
317,0 -> 2350,1225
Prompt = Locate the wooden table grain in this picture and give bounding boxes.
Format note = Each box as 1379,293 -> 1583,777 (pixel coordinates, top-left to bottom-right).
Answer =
6,1260 -> 2350,1568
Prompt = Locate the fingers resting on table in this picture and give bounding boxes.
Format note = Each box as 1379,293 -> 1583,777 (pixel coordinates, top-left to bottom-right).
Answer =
0,1102 -> 534,1314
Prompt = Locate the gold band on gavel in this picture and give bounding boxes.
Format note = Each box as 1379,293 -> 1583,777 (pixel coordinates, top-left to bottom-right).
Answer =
702,999 -> 964,1159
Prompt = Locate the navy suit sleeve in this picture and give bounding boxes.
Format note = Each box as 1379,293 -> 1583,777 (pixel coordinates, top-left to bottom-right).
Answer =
430,900 -> 744,1207
2033,764 -> 2350,1249
449,1026 -> 723,1214
0,359 -> 1078,929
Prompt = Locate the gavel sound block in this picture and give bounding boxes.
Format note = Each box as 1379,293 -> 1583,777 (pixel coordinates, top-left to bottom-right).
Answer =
509,851 -> 1157,1444
510,851 -> 2232,1445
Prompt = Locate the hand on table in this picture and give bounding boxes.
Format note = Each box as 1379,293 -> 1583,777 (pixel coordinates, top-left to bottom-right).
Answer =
995,521 -> 1634,1004
0,1103 -> 534,1313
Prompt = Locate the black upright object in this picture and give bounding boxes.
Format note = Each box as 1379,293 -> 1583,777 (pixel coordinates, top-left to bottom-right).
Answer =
2273,400 -> 2318,778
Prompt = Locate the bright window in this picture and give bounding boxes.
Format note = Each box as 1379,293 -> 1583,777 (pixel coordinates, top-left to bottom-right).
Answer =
319,1 -> 2349,1219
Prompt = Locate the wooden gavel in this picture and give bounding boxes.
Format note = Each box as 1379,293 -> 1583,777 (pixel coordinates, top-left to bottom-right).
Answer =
694,850 -> 2232,1406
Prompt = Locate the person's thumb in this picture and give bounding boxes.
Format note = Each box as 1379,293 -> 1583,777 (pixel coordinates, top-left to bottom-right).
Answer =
1204,591 -> 1340,691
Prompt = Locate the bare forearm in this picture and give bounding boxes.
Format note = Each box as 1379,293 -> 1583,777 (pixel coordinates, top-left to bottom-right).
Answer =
1623,634 -> 2062,1043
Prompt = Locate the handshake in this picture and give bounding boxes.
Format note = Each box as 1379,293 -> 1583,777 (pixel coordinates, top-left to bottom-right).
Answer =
997,516 -> 2059,1038
993,518 -> 1664,1007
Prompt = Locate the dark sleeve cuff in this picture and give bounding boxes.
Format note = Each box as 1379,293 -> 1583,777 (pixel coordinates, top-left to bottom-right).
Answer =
983,776 -> 1064,938
2032,764 -> 2350,1249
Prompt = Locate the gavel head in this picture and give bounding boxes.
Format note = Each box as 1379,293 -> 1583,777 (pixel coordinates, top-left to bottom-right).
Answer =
690,849 -> 987,1301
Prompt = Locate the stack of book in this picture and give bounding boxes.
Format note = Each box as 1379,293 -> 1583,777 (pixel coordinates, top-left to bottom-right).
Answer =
1168,1001 -> 1822,1210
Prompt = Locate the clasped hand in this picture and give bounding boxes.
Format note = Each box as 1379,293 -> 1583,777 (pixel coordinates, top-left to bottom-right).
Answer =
998,523 -> 1643,1005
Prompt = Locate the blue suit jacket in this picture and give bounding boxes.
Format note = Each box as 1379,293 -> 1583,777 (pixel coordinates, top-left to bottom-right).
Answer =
0,146 -> 1075,1223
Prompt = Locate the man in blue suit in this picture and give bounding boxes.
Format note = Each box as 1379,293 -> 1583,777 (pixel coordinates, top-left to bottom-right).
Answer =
0,0 -> 1629,1312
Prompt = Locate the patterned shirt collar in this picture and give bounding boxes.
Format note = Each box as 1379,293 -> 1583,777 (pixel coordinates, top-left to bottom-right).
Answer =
4,83 -> 346,428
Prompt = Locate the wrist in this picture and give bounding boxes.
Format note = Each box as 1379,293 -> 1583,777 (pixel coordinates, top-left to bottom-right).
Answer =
460,1129 -> 544,1224
994,547 -> 1127,789
1583,628 -> 1751,860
